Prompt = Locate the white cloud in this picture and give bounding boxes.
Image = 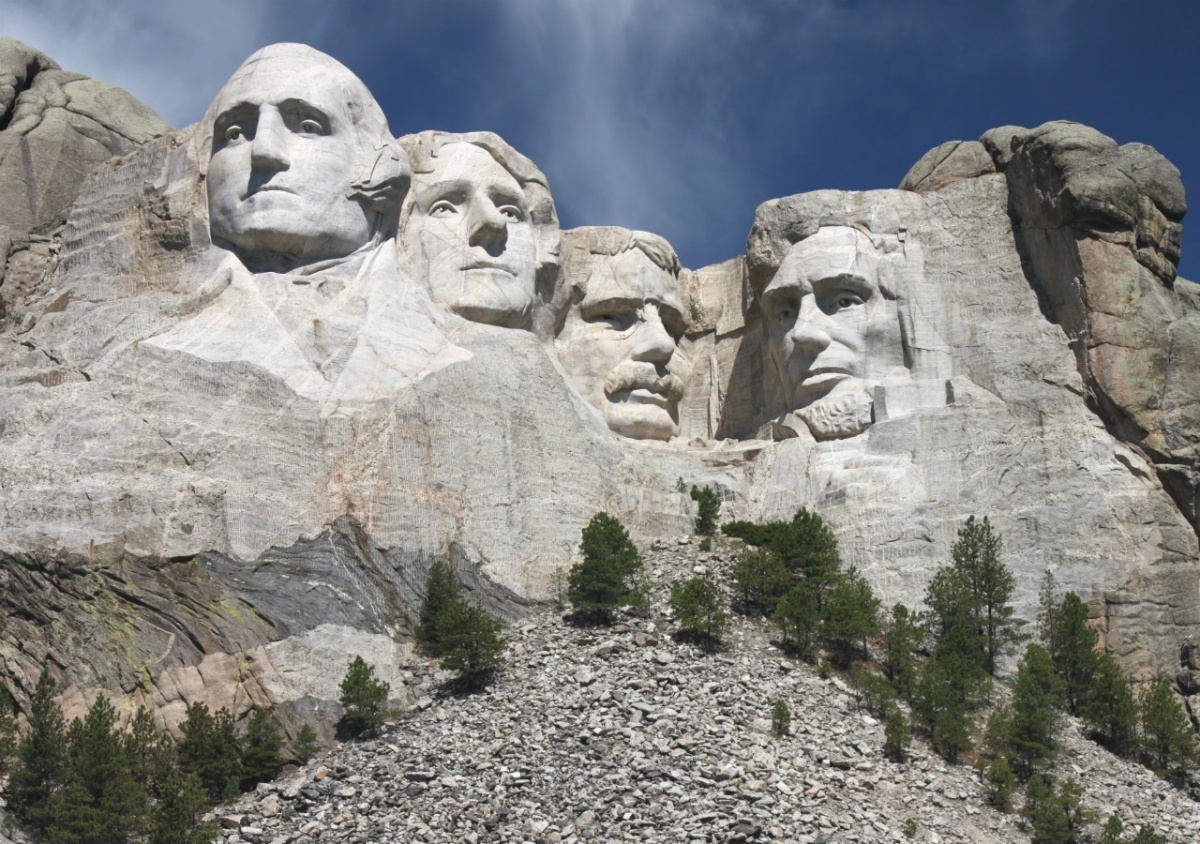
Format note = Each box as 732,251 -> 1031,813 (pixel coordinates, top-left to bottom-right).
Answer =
1,0 -> 336,127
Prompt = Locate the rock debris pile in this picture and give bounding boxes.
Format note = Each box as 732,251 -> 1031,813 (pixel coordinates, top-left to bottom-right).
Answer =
211,540 -> 1200,844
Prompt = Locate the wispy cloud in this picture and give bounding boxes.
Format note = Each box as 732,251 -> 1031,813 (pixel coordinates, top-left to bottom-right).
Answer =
1,0 -> 336,127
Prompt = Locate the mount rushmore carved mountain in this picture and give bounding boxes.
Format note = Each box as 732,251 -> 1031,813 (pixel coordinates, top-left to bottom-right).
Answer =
0,39 -> 1197,733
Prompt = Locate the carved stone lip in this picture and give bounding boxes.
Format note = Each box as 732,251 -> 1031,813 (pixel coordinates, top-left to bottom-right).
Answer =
242,184 -> 296,199
623,387 -> 672,408
464,260 -> 516,275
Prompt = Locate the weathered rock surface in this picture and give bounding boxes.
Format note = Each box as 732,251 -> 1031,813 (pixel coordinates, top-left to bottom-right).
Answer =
0,38 -> 169,310
0,44 -> 1196,737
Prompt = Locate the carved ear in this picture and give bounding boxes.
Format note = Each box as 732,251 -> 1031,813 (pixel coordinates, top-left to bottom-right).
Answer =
348,137 -> 412,215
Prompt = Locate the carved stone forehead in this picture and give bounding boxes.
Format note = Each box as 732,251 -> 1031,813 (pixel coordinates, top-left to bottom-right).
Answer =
776,227 -> 879,287
211,43 -> 389,140
583,249 -> 682,311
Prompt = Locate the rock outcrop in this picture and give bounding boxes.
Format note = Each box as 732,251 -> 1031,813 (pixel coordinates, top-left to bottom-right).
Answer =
0,43 -> 1196,734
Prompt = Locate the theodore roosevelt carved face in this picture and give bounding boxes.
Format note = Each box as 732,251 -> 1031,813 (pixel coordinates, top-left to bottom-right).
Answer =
758,226 -> 900,438
556,232 -> 690,441
206,44 -> 407,270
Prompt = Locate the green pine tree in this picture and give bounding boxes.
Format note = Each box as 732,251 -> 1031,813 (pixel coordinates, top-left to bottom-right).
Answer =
912,615 -> 991,762
568,512 -> 646,623
149,772 -> 217,844
1007,643 -> 1062,781
771,699 -> 791,738
1138,674 -> 1199,779
337,656 -> 391,739
731,547 -> 792,615
294,723 -> 319,763
417,560 -> 461,655
669,574 -> 730,645
883,706 -> 911,763
177,703 -> 241,803
50,695 -> 146,844
1048,592 -> 1099,715
984,755 -> 1017,810
436,598 -> 507,690
1099,815 -> 1125,844
123,706 -> 168,798
1083,652 -> 1139,757
1130,825 -> 1169,844
884,603 -> 923,700
239,707 -> 284,791
1035,569 -> 1060,656
772,582 -> 821,659
10,668 -> 69,832
822,566 -> 881,666
1024,776 -> 1095,844
0,685 -> 17,773
689,485 -> 721,536
931,515 -> 1020,675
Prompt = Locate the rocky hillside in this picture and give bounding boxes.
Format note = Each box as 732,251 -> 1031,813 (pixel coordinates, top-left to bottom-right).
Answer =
206,539 -> 1200,844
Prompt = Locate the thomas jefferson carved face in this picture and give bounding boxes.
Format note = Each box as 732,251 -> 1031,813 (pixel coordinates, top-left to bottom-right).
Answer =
207,46 -> 382,266
557,244 -> 690,441
402,143 -> 538,328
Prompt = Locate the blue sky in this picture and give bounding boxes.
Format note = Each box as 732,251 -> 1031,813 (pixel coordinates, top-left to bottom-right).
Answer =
4,0 -> 1198,279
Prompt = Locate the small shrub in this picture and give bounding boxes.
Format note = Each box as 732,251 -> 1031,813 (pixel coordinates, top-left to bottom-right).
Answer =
985,756 -> 1017,810
689,485 -> 721,536
293,724 -> 319,763
239,707 -> 284,791
849,666 -> 895,718
1130,825 -> 1168,844
883,707 -> 911,763
771,699 -> 791,738
568,512 -> 645,623
669,574 -> 730,646
902,819 -> 918,839
817,659 -> 832,680
698,537 -> 712,552
437,598 -> 507,690
417,560 -> 461,655
337,656 -> 391,739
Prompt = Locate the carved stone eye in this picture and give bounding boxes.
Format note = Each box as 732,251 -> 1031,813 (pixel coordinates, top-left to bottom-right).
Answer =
223,125 -> 245,142
298,118 -> 323,135
430,200 -> 457,217
498,204 -> 523,221
833,293 -> 865,310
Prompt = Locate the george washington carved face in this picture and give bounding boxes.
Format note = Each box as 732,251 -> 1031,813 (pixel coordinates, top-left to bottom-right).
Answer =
207,44 -> 405,269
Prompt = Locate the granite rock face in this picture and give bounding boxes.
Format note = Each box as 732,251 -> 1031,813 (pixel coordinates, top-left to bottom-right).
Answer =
0,45 -> 1197,729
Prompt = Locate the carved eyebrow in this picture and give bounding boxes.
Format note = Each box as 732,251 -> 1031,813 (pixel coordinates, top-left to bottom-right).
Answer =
580,296 -> 640,315
813,273 -> 874,297
213,102 -> 257,131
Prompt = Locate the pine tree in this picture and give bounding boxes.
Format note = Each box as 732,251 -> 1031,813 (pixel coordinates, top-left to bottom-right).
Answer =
772,582 -> 821,659
884,603 -> 922,700
294,724 -> 319,763
1007,643 -> 1062,781
149,771 -> 217,844
124,706 -> 167,798
943,515 -> 1019,674
1138,674 -> 1199,779
911,615 -> 991,763
1023,776 -> 1095,844
1035,568 -> 1060,656
0,685 -> 17,773
822,566 -> 881,666
10,668 -> 69,832
883,707 -> 911,763
669,574 -> 730,645
778,508 -> 841,594
1130,825 -> 1169,844
417,560 -> 461,655
239,707 -> 284,791
51,695 -> 146,844
731,547 -> 792,615
437,598 -> 507,690
1048,592 -> 1098,715
771,699 -> 791,738
568,512 -> 645,623
177,703 -> 241,803
689,484 -> 721,536
1083,652 -> 1139,757
984,756 -> 1017,810
337,656 -> 391,738
1099,815 -> 1125,844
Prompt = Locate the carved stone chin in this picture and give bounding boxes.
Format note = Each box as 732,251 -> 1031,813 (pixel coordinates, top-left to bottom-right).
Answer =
795,386 -> 875,440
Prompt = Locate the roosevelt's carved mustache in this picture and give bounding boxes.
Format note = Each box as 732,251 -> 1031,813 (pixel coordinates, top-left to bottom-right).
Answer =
604,363 -> 684,403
